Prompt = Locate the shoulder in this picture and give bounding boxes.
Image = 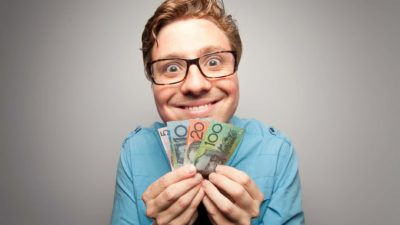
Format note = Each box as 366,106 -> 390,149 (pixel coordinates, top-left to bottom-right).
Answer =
232,116 -> 294,155
232,116 -> 291,142
121,121 -> 164,153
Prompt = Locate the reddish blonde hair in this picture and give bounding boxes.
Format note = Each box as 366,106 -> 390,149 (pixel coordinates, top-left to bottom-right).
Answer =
141,0 -> 242,79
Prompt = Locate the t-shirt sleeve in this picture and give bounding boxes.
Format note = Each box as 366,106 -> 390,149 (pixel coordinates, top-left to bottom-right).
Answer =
260,141 -> 305,225
110,138 -> 141,225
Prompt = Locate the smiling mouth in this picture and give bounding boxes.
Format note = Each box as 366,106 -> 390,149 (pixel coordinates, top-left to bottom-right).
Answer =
185,103 -> 212,112
178,98 -> 221,113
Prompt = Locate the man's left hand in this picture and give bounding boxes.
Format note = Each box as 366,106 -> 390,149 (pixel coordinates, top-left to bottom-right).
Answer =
201,165 -> 264,225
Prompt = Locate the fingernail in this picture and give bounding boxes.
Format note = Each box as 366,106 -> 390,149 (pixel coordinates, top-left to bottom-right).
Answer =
195,173 -> 202,181
202,180 -> 207,188
215,165 -> 221,173
187,164 -> 196,174
208,172 -> 216,181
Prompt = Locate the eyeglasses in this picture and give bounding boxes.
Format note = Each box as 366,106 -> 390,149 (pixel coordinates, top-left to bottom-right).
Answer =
147,50 -> 237,85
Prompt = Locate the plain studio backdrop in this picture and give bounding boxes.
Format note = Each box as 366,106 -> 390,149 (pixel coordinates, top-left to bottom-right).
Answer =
1,0 -> 399,224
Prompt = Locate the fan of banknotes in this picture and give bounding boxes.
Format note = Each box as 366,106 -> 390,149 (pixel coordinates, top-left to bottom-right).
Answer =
158,118 -> 244,176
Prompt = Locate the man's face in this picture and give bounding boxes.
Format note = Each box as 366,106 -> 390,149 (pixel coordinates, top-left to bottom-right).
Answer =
151,18 -> 240,123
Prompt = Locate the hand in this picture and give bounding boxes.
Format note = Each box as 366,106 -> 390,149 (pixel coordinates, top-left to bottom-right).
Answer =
142,164 -> 205,225
202,165 -> 264,225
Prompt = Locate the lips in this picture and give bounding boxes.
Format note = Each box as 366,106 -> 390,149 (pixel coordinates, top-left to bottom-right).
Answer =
174,95 -> 221,108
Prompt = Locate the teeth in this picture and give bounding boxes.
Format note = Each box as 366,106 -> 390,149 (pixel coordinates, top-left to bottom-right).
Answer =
186,104 -> 209,111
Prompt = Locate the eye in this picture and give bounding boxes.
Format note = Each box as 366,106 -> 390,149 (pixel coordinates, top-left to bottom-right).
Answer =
207,58 -> 222,67
161,61 -> 184,74
166,64 -> 179,73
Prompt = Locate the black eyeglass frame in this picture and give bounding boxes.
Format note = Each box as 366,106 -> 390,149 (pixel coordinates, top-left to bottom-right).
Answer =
147,50 -> 238,85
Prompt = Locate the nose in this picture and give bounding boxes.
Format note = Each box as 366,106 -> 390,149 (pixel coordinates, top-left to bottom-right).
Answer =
180,64 -> 212,96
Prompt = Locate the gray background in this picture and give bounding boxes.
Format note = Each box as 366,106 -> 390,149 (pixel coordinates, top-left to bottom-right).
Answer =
1,0 -> 399,225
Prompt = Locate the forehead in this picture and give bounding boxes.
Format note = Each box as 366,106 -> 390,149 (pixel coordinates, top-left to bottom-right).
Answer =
151,18 -> 231,60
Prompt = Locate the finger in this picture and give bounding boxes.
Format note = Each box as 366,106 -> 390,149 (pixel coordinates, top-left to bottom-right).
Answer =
216,165 -> 264,202
154,183 -> 202,225
142,164 -> 197,201
208,172 -> 258,217
188,211 -> 198,225
169,186 -> 205,225
202,180 -> 245,222
148,173 -> 203,217
202,195 -> 233,225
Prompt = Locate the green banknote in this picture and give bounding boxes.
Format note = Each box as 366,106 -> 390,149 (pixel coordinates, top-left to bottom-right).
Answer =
194,120 -> 244,175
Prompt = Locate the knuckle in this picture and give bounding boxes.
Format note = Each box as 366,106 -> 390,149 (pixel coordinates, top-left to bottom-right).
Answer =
207,207 -> 217,216
177,196 -> 190,208
239,175 -> 251,187
142,193 -> 148,202
239,217 -> 251,225
163,189 -> 175,202
189,199 -> 199,209
145,207 -> 154,218
231,187 -> 246,198
220,203 -> 234,215
258,192 -> 265,202
156,215 -> 171,225
155,218 -> 165,225
159,176 -> 169,189
250,207 -> 260,217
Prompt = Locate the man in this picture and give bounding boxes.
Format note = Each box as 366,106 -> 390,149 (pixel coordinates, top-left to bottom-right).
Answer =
110,0 -> 304,224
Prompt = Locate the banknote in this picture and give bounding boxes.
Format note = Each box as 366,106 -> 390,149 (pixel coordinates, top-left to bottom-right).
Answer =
167,120 -> 189,168
185,119 -> 210,165
158,127 -> 173,169
194,120 -> 244,176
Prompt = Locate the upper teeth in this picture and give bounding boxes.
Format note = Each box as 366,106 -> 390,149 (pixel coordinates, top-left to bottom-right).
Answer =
187,104 -> 209,111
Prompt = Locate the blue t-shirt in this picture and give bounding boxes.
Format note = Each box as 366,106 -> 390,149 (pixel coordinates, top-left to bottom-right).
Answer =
110,116 -> 304,224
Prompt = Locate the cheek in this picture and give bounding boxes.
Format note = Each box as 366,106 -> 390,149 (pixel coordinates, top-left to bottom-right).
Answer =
152,86 -> 173,108
221,76 -> 240,101
152,86 -> 163,106
226,77 -> 240,114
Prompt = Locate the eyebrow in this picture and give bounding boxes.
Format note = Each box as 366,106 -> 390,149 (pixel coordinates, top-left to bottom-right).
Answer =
156,45 -> 229,60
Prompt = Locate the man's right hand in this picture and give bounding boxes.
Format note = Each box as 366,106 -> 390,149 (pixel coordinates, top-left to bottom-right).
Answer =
142,164 -> 204,225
